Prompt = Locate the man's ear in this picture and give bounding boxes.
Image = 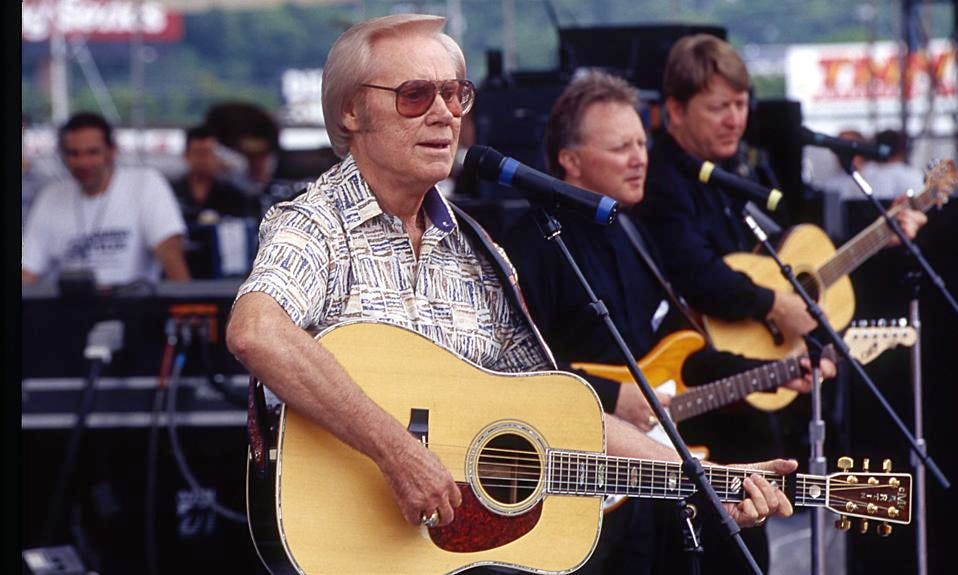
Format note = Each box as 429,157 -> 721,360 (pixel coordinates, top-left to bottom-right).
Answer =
557,148 -> 580,180
342,95 -> 362,132
664,97 -> 684,129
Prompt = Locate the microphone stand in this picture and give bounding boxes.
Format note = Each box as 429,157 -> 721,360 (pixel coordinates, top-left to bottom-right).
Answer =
838,155 -> 958,318
804,335 -> 827,575
739,210 -> 950,491
532,207 -> 763,575
906,270 -> 928,575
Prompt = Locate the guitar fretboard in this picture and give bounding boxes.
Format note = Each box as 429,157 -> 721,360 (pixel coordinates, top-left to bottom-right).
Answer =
669,357 -> 803,423
546,451 -> 829,508
818,182 -> 938,288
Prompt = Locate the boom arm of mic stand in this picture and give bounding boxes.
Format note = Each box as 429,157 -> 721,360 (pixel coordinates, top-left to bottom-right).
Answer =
532,208 -> 763,575
840,159 -> 958,317
741,211 -> 950,489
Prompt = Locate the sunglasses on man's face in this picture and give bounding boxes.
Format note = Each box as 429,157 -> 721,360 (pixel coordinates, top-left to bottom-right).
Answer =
361,79 -> 476,118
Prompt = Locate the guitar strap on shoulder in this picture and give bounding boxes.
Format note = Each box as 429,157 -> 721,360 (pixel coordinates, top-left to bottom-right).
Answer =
616,214 -> 712,344
451,203 -> 558,369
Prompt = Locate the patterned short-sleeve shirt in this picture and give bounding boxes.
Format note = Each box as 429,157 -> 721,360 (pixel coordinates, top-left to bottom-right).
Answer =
236,155 -> 550,373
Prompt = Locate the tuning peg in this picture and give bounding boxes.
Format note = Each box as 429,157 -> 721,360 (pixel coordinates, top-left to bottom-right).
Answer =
838,456 -> 854,471
859,519 -> 869,534
877,319 -> 887,327
898,318 -> 907,327
835,515 -> 851,531
878,522 -> 893,537
862,458 -> 870,472
883,459 -> 892,473
889,477 -> 900,488
888,506 -> 900,519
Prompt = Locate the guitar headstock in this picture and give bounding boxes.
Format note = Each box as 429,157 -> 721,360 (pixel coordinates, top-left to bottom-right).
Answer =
917,159 -> 957,209
826,456 -> 912,537
845,318 -> 917,365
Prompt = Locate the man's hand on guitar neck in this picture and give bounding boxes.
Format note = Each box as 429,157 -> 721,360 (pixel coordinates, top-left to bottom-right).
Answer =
766,290 -> 817,340
722,458 -> 798,528
783,355 -> 837,394
887,194 -> 928,247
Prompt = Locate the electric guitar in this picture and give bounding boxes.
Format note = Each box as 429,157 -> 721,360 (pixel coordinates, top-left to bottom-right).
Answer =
246,322 -> 912,575
703,159 -> 954,363
572,322 -> 916,417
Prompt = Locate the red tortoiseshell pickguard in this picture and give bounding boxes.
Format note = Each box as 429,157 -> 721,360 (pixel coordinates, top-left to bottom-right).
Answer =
428,482 -> 542,552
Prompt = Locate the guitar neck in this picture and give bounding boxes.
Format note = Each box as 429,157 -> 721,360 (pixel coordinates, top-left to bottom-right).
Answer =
668,356 -> 804,423
547,452 -> 827,508
818,189 -> 936,287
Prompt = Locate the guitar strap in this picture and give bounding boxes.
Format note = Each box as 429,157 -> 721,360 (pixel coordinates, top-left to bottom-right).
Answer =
616,213 -> 711,344
451,203 -> 558,370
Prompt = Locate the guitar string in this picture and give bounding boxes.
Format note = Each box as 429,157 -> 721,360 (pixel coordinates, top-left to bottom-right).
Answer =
426,445 -> 903,500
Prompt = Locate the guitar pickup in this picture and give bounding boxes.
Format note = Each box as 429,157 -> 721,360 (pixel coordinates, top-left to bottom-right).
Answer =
408,408 -> 429,445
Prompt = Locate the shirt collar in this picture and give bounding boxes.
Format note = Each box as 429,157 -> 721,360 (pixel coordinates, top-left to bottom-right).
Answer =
334,155 -> 458,234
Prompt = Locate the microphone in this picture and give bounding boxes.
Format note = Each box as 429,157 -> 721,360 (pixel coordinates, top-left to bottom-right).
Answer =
463,145 -> 618,225
676,151 -> 784,212
800,127 -> 892,161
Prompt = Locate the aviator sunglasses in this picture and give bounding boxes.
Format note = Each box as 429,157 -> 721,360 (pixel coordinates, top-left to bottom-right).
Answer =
361,79 -> 476,118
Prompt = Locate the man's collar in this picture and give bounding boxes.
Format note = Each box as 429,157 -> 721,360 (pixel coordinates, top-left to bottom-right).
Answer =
336,155 -> 457,234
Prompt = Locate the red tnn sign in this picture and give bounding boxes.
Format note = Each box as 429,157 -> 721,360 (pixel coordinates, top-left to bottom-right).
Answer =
22,0 -> 183,43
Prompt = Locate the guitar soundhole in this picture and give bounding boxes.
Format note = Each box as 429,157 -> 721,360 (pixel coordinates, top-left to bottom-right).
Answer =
796,272 -> 820,302
476,433 -> 541,506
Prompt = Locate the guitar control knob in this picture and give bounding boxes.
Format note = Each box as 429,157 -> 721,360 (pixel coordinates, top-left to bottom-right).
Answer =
859,520 -> 869,534
878,522 -> 893,537
882,459 -> 893,472
837,456 -> 854,471
835,515 -> 851,531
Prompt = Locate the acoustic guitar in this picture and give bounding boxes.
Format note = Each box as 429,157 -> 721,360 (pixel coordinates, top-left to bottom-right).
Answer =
703,159 -> 954,384
246,322 -> 912,575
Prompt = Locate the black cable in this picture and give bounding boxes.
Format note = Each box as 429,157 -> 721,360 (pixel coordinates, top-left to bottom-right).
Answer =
145,382 -> 167,575
145,319 -> 177,575
42,357 -> 103,545
166,324 -> 245,523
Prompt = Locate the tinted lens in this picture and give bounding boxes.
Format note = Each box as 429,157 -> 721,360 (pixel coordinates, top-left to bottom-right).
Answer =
441,80 -> 475,116
396,80 -> 438,117
394,80 -> 475,118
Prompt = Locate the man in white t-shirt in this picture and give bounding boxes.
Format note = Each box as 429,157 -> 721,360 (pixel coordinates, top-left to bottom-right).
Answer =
22,112 -> 191,286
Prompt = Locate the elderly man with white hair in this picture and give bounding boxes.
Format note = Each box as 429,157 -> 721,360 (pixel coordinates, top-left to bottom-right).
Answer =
227,14 -> 796,574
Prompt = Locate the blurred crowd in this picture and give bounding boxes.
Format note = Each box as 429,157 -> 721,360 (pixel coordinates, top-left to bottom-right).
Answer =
21,103 -> 340,287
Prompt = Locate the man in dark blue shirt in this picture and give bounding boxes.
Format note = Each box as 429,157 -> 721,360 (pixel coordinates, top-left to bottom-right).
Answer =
642,34 -> 927,343
504,70 -> 826,575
